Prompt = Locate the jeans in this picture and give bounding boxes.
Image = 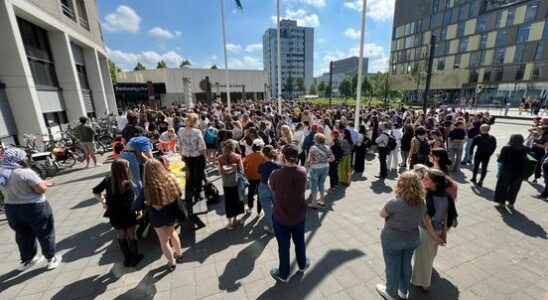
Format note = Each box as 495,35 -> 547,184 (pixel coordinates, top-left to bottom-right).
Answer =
273,218 -> 307,278
463,138 -> 474,163
5,202 -> 56,262
380,234 -> 420,297
309,166 -> 329,194
184,156 -> 206,203
258,182 -> 274,229
448,141 -> 464,171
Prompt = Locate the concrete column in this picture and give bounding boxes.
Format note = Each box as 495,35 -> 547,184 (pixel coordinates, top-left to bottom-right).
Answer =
83,48 -> 108,116
49,31 -> 86,122
0,0 -> 47,136
98,54 -> 117,112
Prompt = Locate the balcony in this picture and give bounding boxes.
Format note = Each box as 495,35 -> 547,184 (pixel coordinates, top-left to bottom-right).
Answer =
61,2 -> 75,21
79,17 -> 89,30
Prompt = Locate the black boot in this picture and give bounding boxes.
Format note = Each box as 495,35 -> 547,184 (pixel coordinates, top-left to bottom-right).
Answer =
128,239 -> 143,267
117,239 -> 131,267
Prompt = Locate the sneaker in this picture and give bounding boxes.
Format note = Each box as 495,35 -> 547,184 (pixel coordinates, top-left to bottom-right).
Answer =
263,226 -> 274,234
471,178 -> 477,185
174,254 -> 184,264
46,255 -> 62,270
477,180 -> 483,187
245,207 -> 252,214
270,268 -> 288,283
17,255 -> 44,271
398,289 -> 408,299
375,284 -> 397,300
298,257 -> 312,273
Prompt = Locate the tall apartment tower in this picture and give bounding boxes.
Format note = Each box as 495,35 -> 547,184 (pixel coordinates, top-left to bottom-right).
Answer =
0,0 -> 116,145
263,19 -> 314,98
390,0 -> 547,105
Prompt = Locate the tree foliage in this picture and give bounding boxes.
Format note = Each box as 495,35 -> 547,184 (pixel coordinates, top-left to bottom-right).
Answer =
339,78 -> 353,99
108,59 -> 119,83
134,62 -> 146,71
156,60 -> 168,69
180,60 -> 192,68
309,81 -> 317,95
284,77 -> 294,97
317,81 -> 326,96
410,48 -> 429,99
295,78 -> 306,95
211,65 -> 218,69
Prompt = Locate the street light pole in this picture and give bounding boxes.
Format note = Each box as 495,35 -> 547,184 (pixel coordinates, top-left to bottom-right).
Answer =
423,34 -> 436,114
276,0 -> 282,115
355,0 -> 367,126
220,0 -> 231,112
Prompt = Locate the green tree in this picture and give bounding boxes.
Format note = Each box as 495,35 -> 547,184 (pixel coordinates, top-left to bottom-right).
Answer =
309,80 -> 317,95
296,78 -> 306,95
362,75 -> 373,96
180,59 -> 192,68
284,77 -> 294,98
339,78 -> 353,101
134,62 -> 146,71
156,60 -> 168,69
318,81 -> 326,97
211,65 -> 218,69
372,72 -> 392,104
108,60 -> 118,83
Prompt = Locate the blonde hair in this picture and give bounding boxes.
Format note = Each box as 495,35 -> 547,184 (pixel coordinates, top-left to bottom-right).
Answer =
395,171 -> 425,207
281,125 -> 293,142
314,133 -> 326,144
186,113 -> 199,128
143,159 -> 181,209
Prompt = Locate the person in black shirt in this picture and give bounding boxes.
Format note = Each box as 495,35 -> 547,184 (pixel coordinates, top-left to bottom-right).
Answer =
494,134 -> 528,208
121,111 -> 146,144
469,124 -> 497,187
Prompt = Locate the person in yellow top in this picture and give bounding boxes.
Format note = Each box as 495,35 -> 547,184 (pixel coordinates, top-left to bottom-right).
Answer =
243,139 -> 267,215
293,107 -> 301,121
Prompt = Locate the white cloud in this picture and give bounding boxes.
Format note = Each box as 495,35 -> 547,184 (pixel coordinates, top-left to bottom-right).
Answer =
287,0 -> 326,7
245,43 -> 263,53
344,28 -> 361,39
228,56 -> 263,70
271,8 -> 320,27
226,43 -> 242,52
318,37 -> 326,43
106,48 -> 186,70
148,27 -> 182,39
343,0 -> 395,22
102,5 -> 141,33
317,42 -> 388,75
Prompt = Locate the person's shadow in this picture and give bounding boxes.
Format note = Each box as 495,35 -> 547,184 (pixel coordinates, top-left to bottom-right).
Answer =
256,249 -> 365,299
113,265 -> 171,299
56,222 -> 113,263
471,185 -> 495,201
495,206 -> 547,239
408,268 -> 460,299
51,269 -> 122,300
371,180 -> 393,194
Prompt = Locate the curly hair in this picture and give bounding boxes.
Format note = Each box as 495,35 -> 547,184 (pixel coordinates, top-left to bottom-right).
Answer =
395,171 -> 425,207
143,159 -> 181,209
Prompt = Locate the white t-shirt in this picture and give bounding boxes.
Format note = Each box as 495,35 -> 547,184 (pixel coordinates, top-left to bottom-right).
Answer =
116,116 -> 128,131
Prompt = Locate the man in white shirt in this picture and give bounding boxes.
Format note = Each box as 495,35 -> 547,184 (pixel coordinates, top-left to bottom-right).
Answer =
116,111 -> 128,132
387,123 -> 403,172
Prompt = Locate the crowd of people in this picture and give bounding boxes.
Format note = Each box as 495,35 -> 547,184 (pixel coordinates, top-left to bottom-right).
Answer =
1,98 -> 545,299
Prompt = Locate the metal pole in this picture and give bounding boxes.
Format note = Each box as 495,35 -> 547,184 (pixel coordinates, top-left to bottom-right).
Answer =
329,61 -> 333,107
423,34 -> 436,114
276,0 -> 282,115
220,0 -> 231,112
355,0 -> 367,126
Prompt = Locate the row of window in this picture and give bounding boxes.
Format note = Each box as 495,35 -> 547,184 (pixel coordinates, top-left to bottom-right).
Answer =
60,0 -> 90,31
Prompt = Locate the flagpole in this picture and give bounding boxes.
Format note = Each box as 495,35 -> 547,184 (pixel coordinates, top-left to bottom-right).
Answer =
220,0 -> 231,112
276,0 -> 282,115
355,0 -> 367,126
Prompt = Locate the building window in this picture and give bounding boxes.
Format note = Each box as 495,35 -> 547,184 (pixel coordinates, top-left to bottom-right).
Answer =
543,22 -> 548,40
443,10 -> 452,25
437,57 -> 446,70
480,50 -> 488,65
480,33 -> 488,49
536,41 -> 545,60
459,37 -> 469,52
457,22 -> 465,38
43,111 -> 68,128
514,44 -> 524,62
445,0 -> 452,9
495,30 -> 506,47
433,0 -> 440,14
483,69 -> 491,82
469,69 -> 479,83
516,25 -> 530,44
494,67 -> 503,82
470,51 -> 480,67
515,64 -> 526,80
17,18 -> 59,89
532,62 -> 544,80
98,21 -> 104,41
459,4 -> 470,21
60,0 -> 76,21
507,8 -> 516,26
525,2 -> 538,22
476,15 -> 487,33
75,0 -> 89,30
496,11 -> 503,28
454,54 -> 461,68
494,48 -> 505,64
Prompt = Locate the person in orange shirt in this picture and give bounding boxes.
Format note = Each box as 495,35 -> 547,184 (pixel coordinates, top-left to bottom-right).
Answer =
243,138 -> 266,215
112,137 -> 124,159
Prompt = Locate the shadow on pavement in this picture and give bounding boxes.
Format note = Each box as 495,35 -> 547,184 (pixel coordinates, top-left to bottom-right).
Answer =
70,197 -> 97,210
256,249 -> 365,299
113,265 -> 170,299
51,269 -> 122,300
56,222 -> 113,263
0,268 -> 48,293
57,171 -> 108,186
471,185 -> 495,201
371,180 -> 393,194
495,206 -> 547,239
409,269 -> 460,300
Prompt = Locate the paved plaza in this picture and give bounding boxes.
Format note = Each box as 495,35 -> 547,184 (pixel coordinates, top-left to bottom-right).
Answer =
0,119 -> 547,300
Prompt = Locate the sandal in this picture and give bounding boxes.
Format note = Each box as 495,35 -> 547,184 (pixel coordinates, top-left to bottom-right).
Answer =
174,254 -> 184,264
168,263 -> 176,272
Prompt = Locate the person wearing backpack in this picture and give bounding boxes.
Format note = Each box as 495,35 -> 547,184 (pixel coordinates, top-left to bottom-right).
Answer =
375,122 -> 394,179
386,123 -> 402,173
204,124 -> 219,166
408,126 -> 431,169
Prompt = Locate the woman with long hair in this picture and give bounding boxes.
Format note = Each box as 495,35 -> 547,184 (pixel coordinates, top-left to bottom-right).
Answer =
93,159 -> 142,267
178,113 -> 207,204
218,140 -> 245,230
241,127 -> 260,157
494,134 -> 528,207
338,129 -> 353,185
400,124 -> 414,168
142,159 -> 183,271
258,146 -> 282,234
428,148 -> 452,175
353,125 -> 368,173
376,171 -> 425,300
306,133 -> 334,208
411,168 -> 456,293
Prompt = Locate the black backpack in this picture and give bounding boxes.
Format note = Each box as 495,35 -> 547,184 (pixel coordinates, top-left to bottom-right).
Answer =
204,182 -> 220,204
384,133 -> 397,151
416,137 -> 431,162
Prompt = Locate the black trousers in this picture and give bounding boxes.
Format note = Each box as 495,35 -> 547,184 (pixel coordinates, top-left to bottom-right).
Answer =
329,161 -> 339,188
184,156 -> 206,203
247,179 -> 261,213
5,202 -> 56,262
472,154 -> 491,181
378,148 -> 388,177
534,152 -> 544,179
494,170 -> 523,205
297,151 -> 306,166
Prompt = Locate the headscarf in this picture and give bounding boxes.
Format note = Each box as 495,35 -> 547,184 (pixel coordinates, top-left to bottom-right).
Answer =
0,148 -> 27,186
127,136 -> 153,153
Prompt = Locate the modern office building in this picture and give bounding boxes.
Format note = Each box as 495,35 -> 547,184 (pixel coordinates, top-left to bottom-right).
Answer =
390,0 -> 548,105
314,56 -> 369,96
116,68 -> 268,108
263,19 -> 314,98
0,0 -> 116,145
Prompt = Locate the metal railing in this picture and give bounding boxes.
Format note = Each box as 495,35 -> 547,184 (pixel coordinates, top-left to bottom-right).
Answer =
79,17 -> 89,30
61,3 -> 75,21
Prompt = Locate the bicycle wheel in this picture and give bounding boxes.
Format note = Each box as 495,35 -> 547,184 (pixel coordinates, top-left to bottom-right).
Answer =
95,140 -> 108,155
45,159 -> 59,178
57,153 -> 77,168
72,145 -> 86,162
30,163 -> 47,179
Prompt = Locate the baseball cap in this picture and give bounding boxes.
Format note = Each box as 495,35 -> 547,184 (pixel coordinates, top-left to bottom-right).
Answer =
282,144 -> 299,160
252,138 -> 265,148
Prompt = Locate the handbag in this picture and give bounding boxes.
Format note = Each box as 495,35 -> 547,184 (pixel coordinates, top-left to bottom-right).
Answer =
237,169 -> 249,202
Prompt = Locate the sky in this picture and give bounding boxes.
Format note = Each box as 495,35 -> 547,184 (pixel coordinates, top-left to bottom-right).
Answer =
97,0 -> 396,77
